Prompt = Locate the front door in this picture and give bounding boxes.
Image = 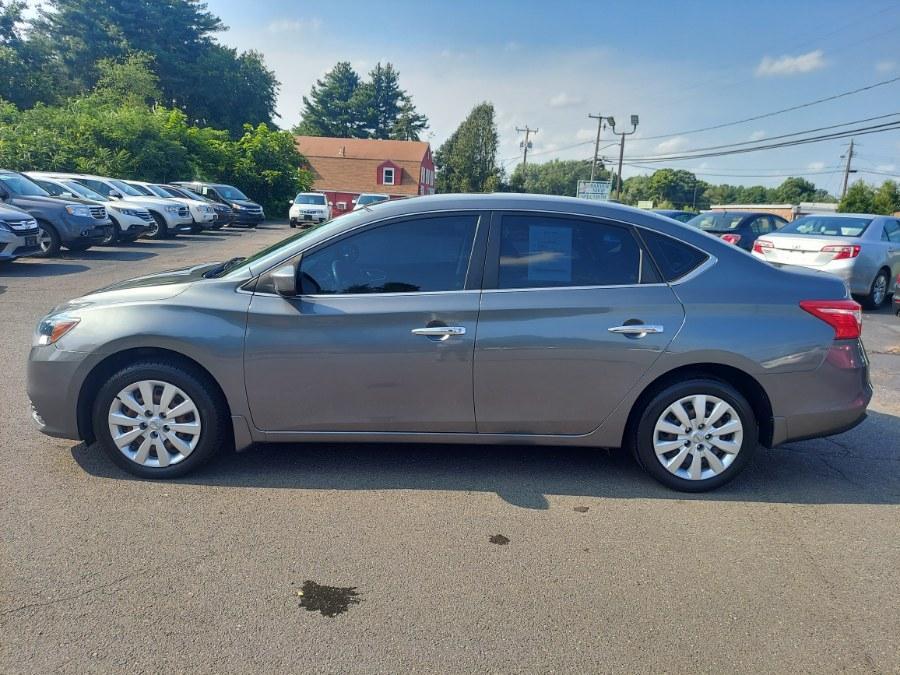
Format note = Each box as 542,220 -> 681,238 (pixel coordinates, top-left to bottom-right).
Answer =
244,212 -> 487,433
474,212 -> 685,435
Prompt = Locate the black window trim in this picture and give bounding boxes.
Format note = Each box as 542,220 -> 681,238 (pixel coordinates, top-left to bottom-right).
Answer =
482,209 -> 670,292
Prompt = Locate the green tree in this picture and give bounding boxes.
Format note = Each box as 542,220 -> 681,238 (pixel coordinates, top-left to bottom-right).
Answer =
507,159 -> 605,195
295,61 -> 366,138
0,0 -> 61,107
31,0 -> 277,134
872,180 -> 900,215
92,52 -> 161,106
838,181 -> 876,213
391,96 -> 429,141
771,176 -> 832,204
434,102 -> 501,193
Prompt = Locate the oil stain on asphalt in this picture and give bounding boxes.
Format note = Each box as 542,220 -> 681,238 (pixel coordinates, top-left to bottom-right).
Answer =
297,580 -> 361,618
489,534 -> 510,545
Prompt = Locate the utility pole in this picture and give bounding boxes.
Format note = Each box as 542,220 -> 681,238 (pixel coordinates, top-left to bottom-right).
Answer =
609,114 -> 639,201
840,138 -> 855,200
516,125 -> 538,172
588,113 -> 605,181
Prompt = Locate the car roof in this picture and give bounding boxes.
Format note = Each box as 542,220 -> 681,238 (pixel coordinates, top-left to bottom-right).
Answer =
794,212 -> 877,219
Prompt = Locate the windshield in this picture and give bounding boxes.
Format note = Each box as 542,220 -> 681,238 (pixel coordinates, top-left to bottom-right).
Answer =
358,194 -> 389,206
779,215 -> 872,238
152,185 -> 183,199
0,173 -> 50,197
108,179 -> 144,196
145,184 -> 174,198
61,180 -> 108,201
688,212 -> 745,231
178,187 -> 209,201
216,184 -> 249,200
126,182 -> 154,196
295,194 -> 326,205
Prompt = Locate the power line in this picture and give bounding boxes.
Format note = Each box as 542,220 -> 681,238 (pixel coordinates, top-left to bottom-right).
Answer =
620,161 -> 844,179
637,76 -> 900,141
618,120 -> 900,163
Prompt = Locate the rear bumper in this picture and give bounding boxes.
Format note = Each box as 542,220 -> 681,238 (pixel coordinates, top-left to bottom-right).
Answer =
767,340 -> 872,446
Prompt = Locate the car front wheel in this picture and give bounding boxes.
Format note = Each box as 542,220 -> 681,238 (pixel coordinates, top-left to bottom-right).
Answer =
92,360 -> 228,479
146,213 -> 168,240
34,221 -> 61,257
632,379 -> 757,492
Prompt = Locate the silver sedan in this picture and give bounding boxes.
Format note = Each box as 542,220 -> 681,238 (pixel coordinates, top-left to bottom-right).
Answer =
752,213 -> 900,308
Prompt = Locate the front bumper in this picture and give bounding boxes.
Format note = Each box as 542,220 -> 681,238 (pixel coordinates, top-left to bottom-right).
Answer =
27,346 -> 94,441
0,228 -> 41,259
230,210 -> 264,225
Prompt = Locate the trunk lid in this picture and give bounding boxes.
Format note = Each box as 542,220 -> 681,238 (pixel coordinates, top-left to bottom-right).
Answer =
758,234 -> 860,268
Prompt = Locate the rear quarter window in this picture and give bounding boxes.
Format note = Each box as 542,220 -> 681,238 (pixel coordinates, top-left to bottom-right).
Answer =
639,229 -> 709,282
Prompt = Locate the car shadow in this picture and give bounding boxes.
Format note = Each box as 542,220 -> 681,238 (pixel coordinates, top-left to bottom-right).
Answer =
70,411 -> 900,508
61,249 -> 157,262
0,261 -> 90,276
131,241 -> 187,249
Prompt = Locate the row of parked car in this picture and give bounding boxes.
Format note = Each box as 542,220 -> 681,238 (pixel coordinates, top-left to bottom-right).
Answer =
655,208 -> 900,310
0,169 -> 265,261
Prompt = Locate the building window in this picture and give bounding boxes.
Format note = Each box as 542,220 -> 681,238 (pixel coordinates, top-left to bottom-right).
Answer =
383,167 -> 395,185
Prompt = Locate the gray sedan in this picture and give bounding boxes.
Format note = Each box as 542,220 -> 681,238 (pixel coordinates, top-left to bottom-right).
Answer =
752,213 -> 900,308
27,194 -> 872,491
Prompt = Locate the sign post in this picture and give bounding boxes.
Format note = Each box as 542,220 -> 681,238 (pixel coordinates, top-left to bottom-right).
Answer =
576,180 -> 613,201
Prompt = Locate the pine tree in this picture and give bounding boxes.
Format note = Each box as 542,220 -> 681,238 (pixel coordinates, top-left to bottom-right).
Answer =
294,61 -> 366,138
434,102 -> 501,193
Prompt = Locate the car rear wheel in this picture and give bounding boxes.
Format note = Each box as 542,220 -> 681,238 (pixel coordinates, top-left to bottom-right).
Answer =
632,379 -> 757,492
91,361 -> 228,479
146,213 -> 168,240
860,269 -> 889,309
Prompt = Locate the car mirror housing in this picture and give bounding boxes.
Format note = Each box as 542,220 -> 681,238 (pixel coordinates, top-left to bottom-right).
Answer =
109,191 -> 122,199
288,199 -> 294,205
272,262 -> 298,297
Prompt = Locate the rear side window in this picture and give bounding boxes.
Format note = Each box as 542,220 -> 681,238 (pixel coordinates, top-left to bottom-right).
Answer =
497,215 -> 656,289
883,220 -> 900,243
300,215 -> 478,294
640,229 -> 709,282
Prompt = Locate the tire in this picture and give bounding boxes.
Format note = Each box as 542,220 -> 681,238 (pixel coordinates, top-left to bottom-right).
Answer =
146,213 -> 168,240
91,360 -> 229,479
190,220 -> 203,234
33,221 -> 61,258
860,269 -> 890,310
289,221 -> 296,229
631,378 -> 758,492
102,219 -> 120,245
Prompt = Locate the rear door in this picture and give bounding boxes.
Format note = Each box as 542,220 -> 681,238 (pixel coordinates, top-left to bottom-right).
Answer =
883,219 -> 900,281
473,212 -> 685,435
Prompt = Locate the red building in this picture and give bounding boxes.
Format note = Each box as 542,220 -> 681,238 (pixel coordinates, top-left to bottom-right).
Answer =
294,136 -> 435,216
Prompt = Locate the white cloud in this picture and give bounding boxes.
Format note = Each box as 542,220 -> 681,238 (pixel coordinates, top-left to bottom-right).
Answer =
655,136 -> 689,154
755,49 -> 826,77
267,18 -> 322,33
749,130 -> 766,141
876,163 -> 897,173
807,161 -> 826,171
548,92 -> 584,108
876,60 -> 896,73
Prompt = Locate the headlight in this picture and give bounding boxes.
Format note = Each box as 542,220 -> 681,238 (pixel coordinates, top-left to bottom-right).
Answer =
117,208 -> 136,216
165,205 -> 180,213
232,204 -> 244,210
65,205 -> 91,218
202,205 -> 212,213
35,314 -> 80,346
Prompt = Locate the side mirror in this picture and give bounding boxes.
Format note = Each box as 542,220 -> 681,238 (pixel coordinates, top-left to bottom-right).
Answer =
61,192 -> 75,199
288,199 -> 294,205
351,198 -> 358,204
271,262 -> 297,297
109,190 -> 122,199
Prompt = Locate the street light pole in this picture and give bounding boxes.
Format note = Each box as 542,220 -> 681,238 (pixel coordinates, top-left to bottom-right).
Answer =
610,114 -> 639,201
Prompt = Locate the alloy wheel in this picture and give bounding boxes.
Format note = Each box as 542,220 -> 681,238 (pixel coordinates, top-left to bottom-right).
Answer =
873,274 -> 887,306
652,394 -> 743,481
38,226 -> 53,254
107,380 -> 202,468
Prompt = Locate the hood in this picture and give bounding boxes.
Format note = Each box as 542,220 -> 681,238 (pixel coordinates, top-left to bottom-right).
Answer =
9,194 -> 94,209
50,264 -> 214,314
0,203 -> 35,219
119,195 -> 186,209
229,199 -> 262,209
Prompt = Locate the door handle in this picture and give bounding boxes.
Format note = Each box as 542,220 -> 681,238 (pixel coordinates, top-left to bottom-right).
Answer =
411,326 -> 466,340
608,324 -> 664,337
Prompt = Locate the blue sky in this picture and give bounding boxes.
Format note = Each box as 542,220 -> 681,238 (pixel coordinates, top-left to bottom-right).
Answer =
214,0 -> 900,193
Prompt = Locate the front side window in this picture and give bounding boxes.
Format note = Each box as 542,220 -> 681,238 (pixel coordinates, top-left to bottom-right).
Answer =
0,173 -> 50,197
497,215 -> 654,289
299,215 -> 478,294
383,168 -> 395,185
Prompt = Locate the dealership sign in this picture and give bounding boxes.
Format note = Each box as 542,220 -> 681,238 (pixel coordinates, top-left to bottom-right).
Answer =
576,180 -> 613,201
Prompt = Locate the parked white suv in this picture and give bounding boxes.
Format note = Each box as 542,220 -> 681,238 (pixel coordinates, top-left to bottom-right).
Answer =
289,192 -> 331,227
34,173 -> 194,239
27,174 -> 154,244
125,181 -> 215,233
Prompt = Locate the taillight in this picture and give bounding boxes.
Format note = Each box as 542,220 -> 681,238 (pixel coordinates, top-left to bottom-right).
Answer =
821,244 -> 860,260
799,300 -> 862,340
752,239 -> 773,254
720,233 -> 742,245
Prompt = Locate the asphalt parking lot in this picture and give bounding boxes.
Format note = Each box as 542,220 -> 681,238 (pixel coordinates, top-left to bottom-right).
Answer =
2,222 -> 899,673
